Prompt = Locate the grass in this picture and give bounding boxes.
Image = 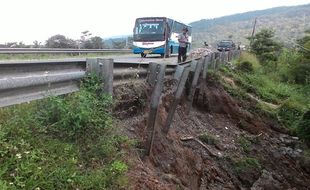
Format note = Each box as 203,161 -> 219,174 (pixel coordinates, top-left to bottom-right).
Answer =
220,52 -> 310,133
0,75 -> 131,189
237,136 -> 252,153
233,157 -> 261,174
198,133 -> 218,145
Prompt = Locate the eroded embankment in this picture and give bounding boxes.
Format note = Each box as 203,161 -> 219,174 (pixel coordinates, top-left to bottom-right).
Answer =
114,75 -> 310,190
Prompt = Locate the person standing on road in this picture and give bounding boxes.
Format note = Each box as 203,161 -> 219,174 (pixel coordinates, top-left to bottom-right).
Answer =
178,27 -> 190,63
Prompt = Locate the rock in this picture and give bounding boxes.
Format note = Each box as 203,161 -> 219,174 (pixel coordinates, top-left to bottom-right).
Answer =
271,149 -> 282,159
295,149 -> 303,153
300,156 -> 310,174
251,170 -> 283,190
291,136 -> 299,140
161,173 -> 182,185
217,152 -> 224,158
279,135 -> 298,148
215,143 -> 225,151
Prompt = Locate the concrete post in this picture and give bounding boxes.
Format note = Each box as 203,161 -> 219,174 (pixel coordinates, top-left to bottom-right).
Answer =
98,58 -> 113,96
145,63 -> 166,156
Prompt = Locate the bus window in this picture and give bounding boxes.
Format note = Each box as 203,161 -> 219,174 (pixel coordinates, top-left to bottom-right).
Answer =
133,18 -> 166,41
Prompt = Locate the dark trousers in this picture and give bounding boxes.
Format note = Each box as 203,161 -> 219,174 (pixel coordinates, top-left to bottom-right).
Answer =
178,47 -> 187,63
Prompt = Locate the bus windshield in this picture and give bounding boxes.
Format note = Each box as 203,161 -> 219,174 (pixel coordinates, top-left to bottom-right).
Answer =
133,18 -> 165,41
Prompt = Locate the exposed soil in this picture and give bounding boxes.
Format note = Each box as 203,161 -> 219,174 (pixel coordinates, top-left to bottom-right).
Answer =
115,75 -> 310,190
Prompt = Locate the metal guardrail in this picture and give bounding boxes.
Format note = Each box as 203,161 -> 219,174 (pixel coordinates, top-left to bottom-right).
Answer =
0,50 -> 241,108
0,48 -> 131,54
0,58 -> 177,108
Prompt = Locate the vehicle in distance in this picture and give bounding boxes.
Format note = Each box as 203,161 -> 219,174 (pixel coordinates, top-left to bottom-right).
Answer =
132,17 -> 192,58
217,40 -> 236,51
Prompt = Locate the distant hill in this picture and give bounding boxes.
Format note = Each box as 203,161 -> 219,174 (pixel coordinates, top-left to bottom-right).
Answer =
190,4 -> 310,47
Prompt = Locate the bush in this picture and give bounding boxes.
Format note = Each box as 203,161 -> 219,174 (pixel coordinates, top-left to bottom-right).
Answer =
238,52 -> 260,70
0,75 -> 130,189
236,61 -> 254,73
233,157 -> 261,173
238,136 -> 252,153
297,110 -> 310,145
198,133 -> 218,145
277,99 -> 306,130
290,63 -> 310,85
36,74 -> 112,139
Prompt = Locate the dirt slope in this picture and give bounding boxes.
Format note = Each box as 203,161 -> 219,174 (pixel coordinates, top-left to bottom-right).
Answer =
115,75 -> 310,190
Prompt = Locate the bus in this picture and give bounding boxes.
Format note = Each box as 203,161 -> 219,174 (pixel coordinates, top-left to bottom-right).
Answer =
132,17 -> 192,58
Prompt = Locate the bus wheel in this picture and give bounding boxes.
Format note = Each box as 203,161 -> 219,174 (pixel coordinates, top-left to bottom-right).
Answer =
160,54 -> 164,58
141,53 -> 146,58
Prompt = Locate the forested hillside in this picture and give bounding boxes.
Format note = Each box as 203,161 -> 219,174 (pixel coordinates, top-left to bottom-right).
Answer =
190,4 -> 310,47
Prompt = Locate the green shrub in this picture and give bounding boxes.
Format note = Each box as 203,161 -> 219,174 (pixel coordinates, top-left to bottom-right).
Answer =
297,110 -> 310,145
238,136 -> 252,153
0,74 -> 129,189
236,61 -> 254,73
290,63 -> 310,85
198,133 -> 218,145
36,75 -> 112,139
277,98 -> 306,130
234,157 -> 261,173
238,52 -> 260,70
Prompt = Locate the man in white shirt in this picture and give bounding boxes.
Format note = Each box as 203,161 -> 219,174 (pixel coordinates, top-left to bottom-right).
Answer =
178,27 -> 189,63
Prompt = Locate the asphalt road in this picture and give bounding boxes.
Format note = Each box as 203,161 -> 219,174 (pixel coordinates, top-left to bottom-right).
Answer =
114,54 -> 179,65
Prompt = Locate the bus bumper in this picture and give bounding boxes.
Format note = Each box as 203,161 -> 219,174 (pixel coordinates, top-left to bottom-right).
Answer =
133,47 -> 165,54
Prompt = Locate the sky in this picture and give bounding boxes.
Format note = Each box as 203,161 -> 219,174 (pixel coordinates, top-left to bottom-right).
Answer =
0,0 -> 309,44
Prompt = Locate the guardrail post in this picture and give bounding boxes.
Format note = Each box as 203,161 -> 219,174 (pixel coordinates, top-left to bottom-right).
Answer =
147,62 -> 157,87
173,64 -> 185,80
202,55 -> 210,80
221,51 -> 225,65
227,50 -> 233,62
86,58 -> 100,75
213,52 -> 219,70
163,66 -> 190,134
188,59 -> 203,109
188,60 -> 197,73
98,58 -> 114,96
211,53 -> 215,70
145,63 -> 166,156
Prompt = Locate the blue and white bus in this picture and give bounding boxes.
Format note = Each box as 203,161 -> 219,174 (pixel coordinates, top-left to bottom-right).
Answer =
132,17 -> 192,58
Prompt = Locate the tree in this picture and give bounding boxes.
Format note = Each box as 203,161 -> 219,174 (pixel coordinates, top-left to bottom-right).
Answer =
248,29 -> 281,64
290,29 -> 310,84
297,29 -> 310,62
126,36 -> 134,49
5,42 -> 28,48
111,40 -> 126,49
83,36 -> 104,49
33,40 -> 41,48
45,34 -> 76,48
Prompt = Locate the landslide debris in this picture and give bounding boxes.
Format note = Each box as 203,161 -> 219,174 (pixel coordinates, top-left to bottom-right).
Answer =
114,75 -> 310,190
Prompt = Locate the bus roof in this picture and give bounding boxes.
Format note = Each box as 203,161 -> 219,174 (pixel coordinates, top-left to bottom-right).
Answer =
135,17 -> 191,28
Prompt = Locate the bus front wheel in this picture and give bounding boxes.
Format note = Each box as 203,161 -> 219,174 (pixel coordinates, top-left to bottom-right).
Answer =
141,53 -> 146,58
